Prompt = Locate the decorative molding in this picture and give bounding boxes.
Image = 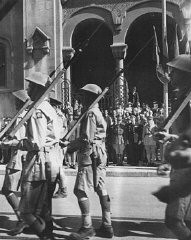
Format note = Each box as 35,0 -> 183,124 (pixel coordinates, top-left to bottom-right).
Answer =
26,27 -> 50,55
62,47 -> 75,62
61,0 -> 181,21
110,43 -> 127,59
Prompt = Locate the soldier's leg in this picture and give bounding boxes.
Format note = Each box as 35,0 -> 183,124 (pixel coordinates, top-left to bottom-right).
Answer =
165,216 -> 191,240
69,166 -> 95,239
69,188 -> 95,240
2,169 -> 21,220
19,181 -> 54,239
165,197 -> 191,240
74,188 -> 92,228
2,169 -> 28,235
95,162 -> 114,238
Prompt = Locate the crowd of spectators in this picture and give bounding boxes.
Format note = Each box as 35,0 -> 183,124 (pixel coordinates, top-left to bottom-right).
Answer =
103,101 -> 165,166
0,94 -> 166,168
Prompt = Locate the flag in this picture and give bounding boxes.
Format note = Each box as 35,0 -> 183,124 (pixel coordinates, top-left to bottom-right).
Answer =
153,26 -> 160,67
171,24 -> 180,58
153,26 -> 170,84
180,32 -> 190,55
162,33 -> 169,69
185,40 -> 190,54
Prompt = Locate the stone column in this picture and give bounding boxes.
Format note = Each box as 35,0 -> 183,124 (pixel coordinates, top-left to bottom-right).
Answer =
62,47 -> 75,108
110,43 -> 127,109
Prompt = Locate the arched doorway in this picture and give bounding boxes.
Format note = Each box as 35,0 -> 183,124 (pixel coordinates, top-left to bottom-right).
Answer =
71,19 -> 115,108
125,12 -> 180,107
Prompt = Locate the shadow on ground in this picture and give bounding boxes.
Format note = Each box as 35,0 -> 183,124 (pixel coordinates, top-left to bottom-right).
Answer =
0,214 -> 175,239
54,215 -> 175,239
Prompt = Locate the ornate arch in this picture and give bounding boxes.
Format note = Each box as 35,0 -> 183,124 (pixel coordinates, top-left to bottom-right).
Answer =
62,6 -> 115,47
114,1 -> 184,43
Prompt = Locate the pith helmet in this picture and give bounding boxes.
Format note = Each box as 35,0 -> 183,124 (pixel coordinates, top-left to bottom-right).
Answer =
167,54 -> 191,73
25,72 -> 51,87
12,90 -> 29,102
80,84 -> 102,95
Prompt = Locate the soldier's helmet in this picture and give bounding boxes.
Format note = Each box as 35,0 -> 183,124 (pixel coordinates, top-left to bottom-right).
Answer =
79,84 -> 102,95
25,72 -> 51,87
12,90 -> 30,102
167,54 -> 191,73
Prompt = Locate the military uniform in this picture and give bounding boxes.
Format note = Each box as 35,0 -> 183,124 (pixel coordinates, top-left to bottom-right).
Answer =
1,72 -> 60,240
19,99 -> 60,216
66,84 -> 114,240
111,121 -> 125,165
1,90 -> 28,235
154,55 -> 191,240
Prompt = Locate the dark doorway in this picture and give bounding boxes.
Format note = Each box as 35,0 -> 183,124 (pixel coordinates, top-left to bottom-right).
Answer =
125,13 -> 179,107
71,19 -> 115,96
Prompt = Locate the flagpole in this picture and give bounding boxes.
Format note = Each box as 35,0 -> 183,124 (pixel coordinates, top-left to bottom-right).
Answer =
162,0 -> 169,119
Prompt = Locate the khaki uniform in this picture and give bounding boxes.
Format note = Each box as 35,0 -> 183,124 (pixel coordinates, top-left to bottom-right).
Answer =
2,111 -> 27,193
18,100 -> 59,214
69,104 -> 107,193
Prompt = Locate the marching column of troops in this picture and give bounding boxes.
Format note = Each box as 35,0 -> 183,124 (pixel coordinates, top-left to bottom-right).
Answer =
0,75 -> 113,240
1,54 -> 191,240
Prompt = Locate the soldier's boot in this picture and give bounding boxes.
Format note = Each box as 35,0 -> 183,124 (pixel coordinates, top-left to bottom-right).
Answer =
30,217 -> 54,240
4,192 -> 29,235
69,198 -> 95,240
69,226 -> 95,240
9,220 -> 29,236
96,195 -> 114,238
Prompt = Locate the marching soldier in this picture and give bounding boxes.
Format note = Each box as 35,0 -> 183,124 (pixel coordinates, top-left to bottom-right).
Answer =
154,55 -> 191,240
62,84 -> 114,240
1,72 -> 60,240
1,90 -> 29,235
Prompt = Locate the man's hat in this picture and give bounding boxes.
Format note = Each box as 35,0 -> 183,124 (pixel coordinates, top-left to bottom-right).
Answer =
167,54 -> 191,73
79,84 -> 102,95
25,72 -> 51,87
12,90 -> 30,102
49,96 -> 62,106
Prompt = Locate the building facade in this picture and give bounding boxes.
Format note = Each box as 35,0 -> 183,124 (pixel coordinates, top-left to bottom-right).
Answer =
0,0 -> 189,119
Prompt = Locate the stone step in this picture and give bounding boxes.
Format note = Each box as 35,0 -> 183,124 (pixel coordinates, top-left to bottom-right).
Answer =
0,164 -> 169,177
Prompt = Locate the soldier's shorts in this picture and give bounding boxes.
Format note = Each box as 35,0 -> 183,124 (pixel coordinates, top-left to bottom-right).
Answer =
2,168 -> 22,193
74,161 -> 107,193
165,193 -> 191,221
19,180 -> 48,215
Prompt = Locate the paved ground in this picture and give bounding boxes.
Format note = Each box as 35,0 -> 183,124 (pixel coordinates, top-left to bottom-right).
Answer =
0,165 -> 175,240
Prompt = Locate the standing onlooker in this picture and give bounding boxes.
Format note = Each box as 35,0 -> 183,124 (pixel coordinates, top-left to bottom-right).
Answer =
111,115 -> 125,166
50,97 -> 68,199
142,116 -> 157,166
130,86 -> 139,107
103,110 -> 113,165
65,112 -> 80,169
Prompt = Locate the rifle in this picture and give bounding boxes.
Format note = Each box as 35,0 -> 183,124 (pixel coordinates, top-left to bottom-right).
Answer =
61,87 -> 108,141
61,68 -> 124,142
0,98 -> 32,140
161,88 -> 191,131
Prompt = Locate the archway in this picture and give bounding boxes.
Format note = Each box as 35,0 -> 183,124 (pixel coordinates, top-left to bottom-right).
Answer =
125,12 -> 181,107
71,19 -> 115,98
